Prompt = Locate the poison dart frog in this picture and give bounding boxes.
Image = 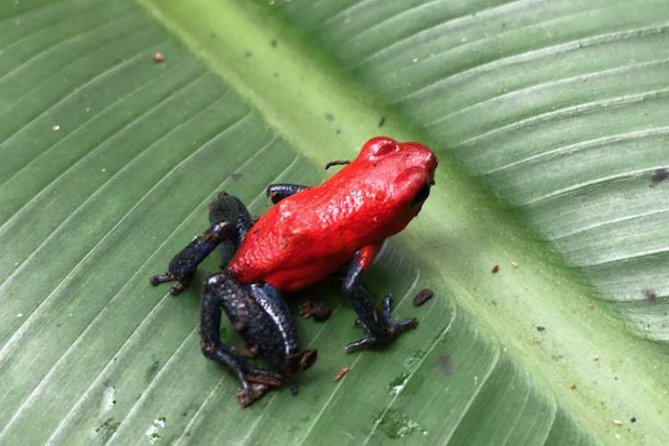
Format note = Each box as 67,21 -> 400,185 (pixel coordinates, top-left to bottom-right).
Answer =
150,136 -> 437,407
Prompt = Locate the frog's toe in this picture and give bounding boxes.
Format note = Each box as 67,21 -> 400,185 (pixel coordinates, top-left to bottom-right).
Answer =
237,382 -> 271,408
345,336 -> 378,352
243,366 -> 284,387
169,282 -> 188,296
149,272 -> 190,296
382,295 -> 418,333
389,317 -> 419,335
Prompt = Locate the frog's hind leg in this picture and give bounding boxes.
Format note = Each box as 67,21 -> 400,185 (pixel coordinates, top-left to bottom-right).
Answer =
201,273 -> 285,407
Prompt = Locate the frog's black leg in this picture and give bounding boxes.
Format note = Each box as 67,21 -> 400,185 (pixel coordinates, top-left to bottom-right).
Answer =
150,192 -> 253,295
202,274 -> 317,407
341,243 -> 418,352
201,273 -> 285,407
208,192 -> 253,266
150,221 -> 233,295
266,184 -> 308,204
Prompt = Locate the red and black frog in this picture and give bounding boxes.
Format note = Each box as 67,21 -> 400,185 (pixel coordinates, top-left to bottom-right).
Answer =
150,136 -> 437,407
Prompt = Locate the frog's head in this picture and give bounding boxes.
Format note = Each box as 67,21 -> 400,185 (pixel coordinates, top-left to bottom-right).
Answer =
358,136 -> 438,217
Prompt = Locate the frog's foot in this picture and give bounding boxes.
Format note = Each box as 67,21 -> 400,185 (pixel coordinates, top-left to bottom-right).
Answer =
149,273 -> 190,296
237,383 -> 270,408
345,296 -> 418,353
237,363 -> 284,407
203,341 -> 284,407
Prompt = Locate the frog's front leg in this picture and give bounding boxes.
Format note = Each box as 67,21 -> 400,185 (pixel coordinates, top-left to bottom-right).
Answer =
201,273 -> 314,407
342,244 -> 418,352
208,192 -> 253,266
150,192 -> 250,294
149,221 -> 232,295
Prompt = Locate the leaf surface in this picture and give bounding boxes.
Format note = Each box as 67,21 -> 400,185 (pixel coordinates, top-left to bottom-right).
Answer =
1,0 -> 668,444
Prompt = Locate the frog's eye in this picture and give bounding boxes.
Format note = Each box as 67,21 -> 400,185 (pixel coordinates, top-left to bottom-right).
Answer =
412,183 -> 431,205
363,136 -> 398,158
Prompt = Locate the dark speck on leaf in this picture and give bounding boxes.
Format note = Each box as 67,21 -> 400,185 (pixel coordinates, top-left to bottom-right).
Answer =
271,38 -> 277,48
651,168 -> 668,185
378,116 -> 386,127
325,112 -> 335,122
230,172 -> 243,181
536,326 -> 546,332
437,355 -> 453,375
146,360 -> 160,382
631,416 -> 637,423
643,289 -> 658,303
413,288 -> 434,306
491,265 -> 499,273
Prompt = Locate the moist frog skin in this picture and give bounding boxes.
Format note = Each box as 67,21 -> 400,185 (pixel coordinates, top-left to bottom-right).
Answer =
150,136 -> 438,407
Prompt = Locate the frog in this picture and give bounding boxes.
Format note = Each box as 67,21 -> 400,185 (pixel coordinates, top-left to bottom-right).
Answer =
150,136 -> 438,407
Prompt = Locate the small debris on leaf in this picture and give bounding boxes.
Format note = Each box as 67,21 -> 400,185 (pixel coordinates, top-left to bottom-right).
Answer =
536,326 -> 546,332
588,303 -> 594,310
593,354 -> 600,362
413,288 -> 434,306
613,419 -> 623,426
650,168 -> 668,185
491,265 -> 499,274
437,355 -> 453,376
569,383 -> 577,390
378,116 -> 386,127
630,416 -> 637,423
511,261 -> 518,268
334,367 -> 350,382
643,289 -> 658,303
153,52 -> 165,63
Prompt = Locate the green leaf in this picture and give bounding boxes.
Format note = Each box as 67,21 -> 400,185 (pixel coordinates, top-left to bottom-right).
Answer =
1,0 -> 668,444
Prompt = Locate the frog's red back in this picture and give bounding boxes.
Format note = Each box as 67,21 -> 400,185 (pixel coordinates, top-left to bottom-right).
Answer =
227,137 -> 437,292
